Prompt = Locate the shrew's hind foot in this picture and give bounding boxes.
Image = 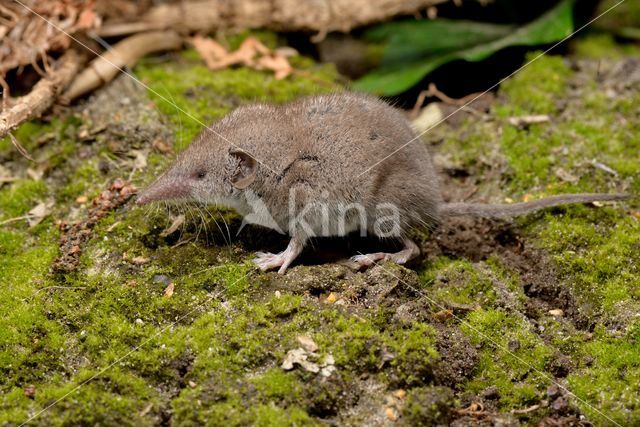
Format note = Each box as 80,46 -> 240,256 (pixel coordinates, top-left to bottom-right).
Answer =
345,238 -> 420,271
253,237 -> 305,274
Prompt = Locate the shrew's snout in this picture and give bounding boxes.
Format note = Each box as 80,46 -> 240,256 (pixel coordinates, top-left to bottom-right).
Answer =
136,180 -> 191,205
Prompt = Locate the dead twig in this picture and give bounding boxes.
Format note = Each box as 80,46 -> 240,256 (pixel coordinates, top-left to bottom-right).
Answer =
410,82 -> 489,120
8,133 -> 34,161
0,50 -> 80,139
511,404 -> 541,415
64,30 -> 183,101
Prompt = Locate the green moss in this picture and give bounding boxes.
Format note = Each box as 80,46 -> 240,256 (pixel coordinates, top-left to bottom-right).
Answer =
57,162 -> 101,202
422,258 -> 498,307
573,33 -> 639,59
461,309 -> 553,409
0,179 -> 48,220
596,0 -> 640,33
495,53 -> 572,117
568,323 -> 640,425
251,368 -> 303,400
533,210 -> 640,318
402,386 -> 456,425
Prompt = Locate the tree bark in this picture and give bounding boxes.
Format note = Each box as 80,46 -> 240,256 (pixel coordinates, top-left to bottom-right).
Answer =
97,0 -> 449,37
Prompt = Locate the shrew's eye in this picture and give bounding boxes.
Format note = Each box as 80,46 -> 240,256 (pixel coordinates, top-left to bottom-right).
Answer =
196,170 -> 206,179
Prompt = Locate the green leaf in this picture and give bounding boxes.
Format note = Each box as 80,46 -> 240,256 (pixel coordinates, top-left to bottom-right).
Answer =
354,0 -> 575,95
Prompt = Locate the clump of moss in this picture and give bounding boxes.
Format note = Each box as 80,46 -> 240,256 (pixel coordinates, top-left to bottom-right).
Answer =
461,309 -> 553,409
401,386 -> 456,426
568,322 -> 640,424
534,210 -> 640,321
0,179 -> 48,220
495,53 -> 572,117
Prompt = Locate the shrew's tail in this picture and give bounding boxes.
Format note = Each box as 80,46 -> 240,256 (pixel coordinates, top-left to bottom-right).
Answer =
440,193 -> 628,219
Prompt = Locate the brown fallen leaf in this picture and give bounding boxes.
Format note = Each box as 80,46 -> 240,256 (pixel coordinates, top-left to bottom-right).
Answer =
127,150 -> 148,171
191,35 -> 228,69
131,256 -> 149,265
164,282 -> 175,298
139,403 -> 153,417
27,201 -> 53,227
385,407 -> 398,421
393,389 -> 406,399
152,138 -> 173,154
160,214 -> 185,237
192,35 -> 295,80
256,54 -> 293,80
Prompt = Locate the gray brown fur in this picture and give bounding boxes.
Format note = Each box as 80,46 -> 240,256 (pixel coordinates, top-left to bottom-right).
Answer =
137,92 -> 628,271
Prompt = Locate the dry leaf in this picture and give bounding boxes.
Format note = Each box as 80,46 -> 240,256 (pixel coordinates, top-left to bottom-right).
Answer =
27,168 -> 44,181
256,54 -> 292,79
160,214 -> 185,237
191,35 -> 228,69
153,139 -> 173,154
27,201 -> 53,227
131,256 -> 149,265
325,292 -> 337,303
139,403 -> 153,417
192,35 -> 294,79
132,150 -> 148,170
393,389 -> 406,399
385,407 -> 398,421
164,282 -> 175,298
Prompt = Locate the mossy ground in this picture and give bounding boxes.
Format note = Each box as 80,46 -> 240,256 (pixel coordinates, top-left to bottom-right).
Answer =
0,33 -> 639,426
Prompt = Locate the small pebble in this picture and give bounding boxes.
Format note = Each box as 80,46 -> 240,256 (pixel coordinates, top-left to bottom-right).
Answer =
296,335 -> 318,353
153,275 -> 172,286
135,318 -> 144,325
549,309 -> 564,317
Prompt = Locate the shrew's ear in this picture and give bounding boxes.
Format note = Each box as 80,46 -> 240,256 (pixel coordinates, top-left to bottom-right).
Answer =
229,148 -> 258,189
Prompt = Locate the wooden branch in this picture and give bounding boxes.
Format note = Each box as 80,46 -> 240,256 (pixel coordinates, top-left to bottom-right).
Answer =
64,30 -> 183,101
97,0 -> 450,38
0,50 -> 80,139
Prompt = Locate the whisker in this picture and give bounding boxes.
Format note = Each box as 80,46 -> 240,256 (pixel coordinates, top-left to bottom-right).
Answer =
201,204 -> 229,246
